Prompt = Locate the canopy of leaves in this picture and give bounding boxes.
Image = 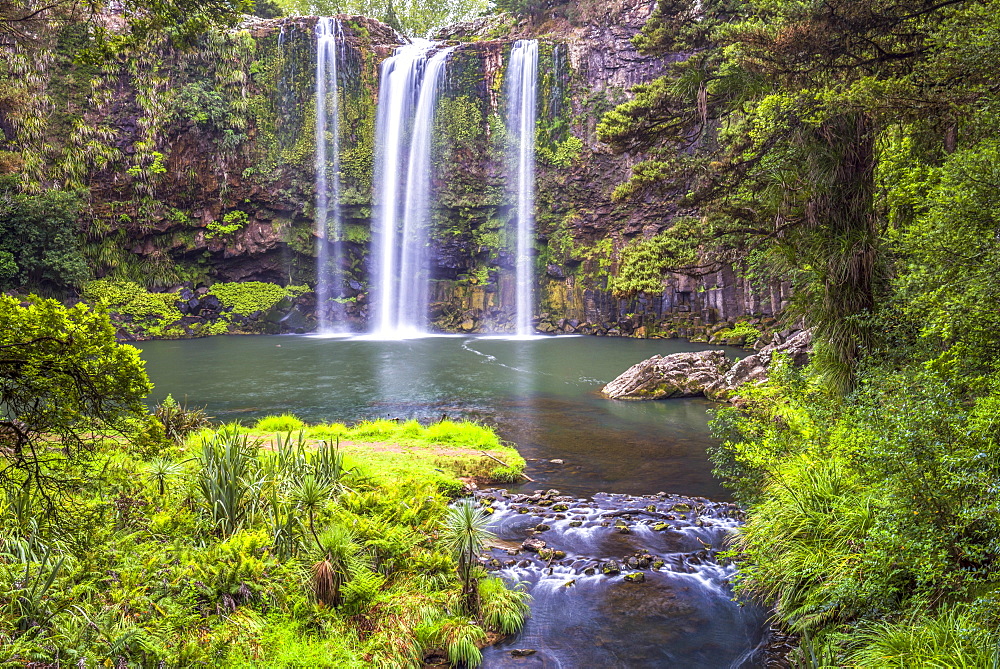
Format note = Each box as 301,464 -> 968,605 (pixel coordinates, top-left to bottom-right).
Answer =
598,0 -> 1000,391
0,294 -> 152,501
0,176 -> 88,293
276,0 -> 487,37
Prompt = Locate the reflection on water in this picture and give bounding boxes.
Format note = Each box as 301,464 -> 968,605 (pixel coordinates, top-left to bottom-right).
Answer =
137,334 -> 746,499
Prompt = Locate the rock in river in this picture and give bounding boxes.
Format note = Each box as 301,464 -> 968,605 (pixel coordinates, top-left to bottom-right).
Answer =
601,350 -> 731,400
602,329 -> 813,401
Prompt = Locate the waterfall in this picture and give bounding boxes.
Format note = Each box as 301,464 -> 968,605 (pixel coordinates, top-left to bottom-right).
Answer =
372,41 -> 455,338
314,17 -> 344,333
506,40 -> 538,337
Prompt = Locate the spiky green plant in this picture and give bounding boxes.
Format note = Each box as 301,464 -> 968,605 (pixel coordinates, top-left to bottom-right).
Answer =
145,457 -> 183,496
310,439 -> 352,491
311,524 -> 361,608
6,546 -> 66,637
442,500 -> 495,614
155,394 -> 211,445
197,432 -> 263,535
292,474 -> 331,548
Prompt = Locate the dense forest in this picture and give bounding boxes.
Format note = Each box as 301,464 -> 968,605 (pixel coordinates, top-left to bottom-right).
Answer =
2,0 -> 1000,666
600,0 -> 1000,663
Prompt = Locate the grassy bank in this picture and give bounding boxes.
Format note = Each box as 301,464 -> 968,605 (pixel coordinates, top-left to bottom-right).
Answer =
0,415 -> 528,667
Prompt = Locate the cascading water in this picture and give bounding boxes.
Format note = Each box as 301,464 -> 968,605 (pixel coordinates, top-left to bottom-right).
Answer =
506,40 -> 538,337
314,17 -> 344,333
372,41 -> 455,338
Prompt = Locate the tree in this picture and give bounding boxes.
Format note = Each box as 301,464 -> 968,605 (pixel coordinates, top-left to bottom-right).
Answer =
1,0 -> 254,48
597,0 -> 997,391
0,294 -> 152,503
276,0 -> 488,37
442,499 -> 494,614
0,176 -> 89,293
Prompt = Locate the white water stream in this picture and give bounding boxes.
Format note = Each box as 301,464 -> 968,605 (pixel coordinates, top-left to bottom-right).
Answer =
506,40 -> 539,336
314,17 -> 344,333
372,41 -> 455,338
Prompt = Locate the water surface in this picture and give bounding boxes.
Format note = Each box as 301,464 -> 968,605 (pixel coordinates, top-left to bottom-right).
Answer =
138,334 -> 743,498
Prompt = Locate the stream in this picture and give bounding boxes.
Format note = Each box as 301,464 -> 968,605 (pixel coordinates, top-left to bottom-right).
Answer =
137,334 -> 768,666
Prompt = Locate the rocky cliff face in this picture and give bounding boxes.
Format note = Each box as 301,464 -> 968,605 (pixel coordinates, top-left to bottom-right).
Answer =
10,2 -> 786,334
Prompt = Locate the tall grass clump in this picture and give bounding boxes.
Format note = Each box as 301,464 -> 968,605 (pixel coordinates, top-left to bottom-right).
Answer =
254,413 -> 305,433
478,577 -> 531,635
732,454 -> 883,634
849,607 -> 1000,668
423,420 -> 501,449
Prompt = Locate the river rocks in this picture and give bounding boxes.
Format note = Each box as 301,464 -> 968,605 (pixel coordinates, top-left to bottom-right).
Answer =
601,350 -> 731,400
522,537 -> 547,553
602,560 -> 621,575
624,572 -> 645,583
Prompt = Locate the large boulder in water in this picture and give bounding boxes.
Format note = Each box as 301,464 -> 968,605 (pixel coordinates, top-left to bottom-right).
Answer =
601,350 -> 732,400
603,329 -> 814,401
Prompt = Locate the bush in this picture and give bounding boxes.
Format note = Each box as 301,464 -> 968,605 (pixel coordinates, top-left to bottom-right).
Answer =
208,281 -> 290,316
84,279 -> 184,337
156,394 -> 212,444
713,321 -> 762,343
0,177 -> 89,292
479,577 -> 531,634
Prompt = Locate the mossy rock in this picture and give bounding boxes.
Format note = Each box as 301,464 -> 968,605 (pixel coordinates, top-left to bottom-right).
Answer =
552,503 -> 569,511
624,572 -> 645,583
653,522 -> 669,531
602,560 -> 621,575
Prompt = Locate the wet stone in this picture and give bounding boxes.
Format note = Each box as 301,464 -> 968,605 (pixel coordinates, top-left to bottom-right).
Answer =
624,572 -> 645,583
522,537 -> 546,552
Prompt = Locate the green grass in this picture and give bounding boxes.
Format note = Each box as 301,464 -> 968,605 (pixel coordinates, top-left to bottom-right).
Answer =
254,414 -> 306,432
190,416 -> 525,495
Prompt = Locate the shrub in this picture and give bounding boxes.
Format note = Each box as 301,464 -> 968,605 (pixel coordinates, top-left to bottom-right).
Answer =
714,321 -> 762,343
156,394 -> 212,444
479,577 -> 531,635
209,281 -> 289,315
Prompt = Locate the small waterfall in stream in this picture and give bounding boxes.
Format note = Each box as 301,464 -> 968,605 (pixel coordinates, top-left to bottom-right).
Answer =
371,42 -> 455,338
314,17 -> 344,333
506,40 -> 538,337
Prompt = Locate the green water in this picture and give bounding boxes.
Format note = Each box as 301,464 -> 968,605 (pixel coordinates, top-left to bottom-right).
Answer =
138,334 -> 745,499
